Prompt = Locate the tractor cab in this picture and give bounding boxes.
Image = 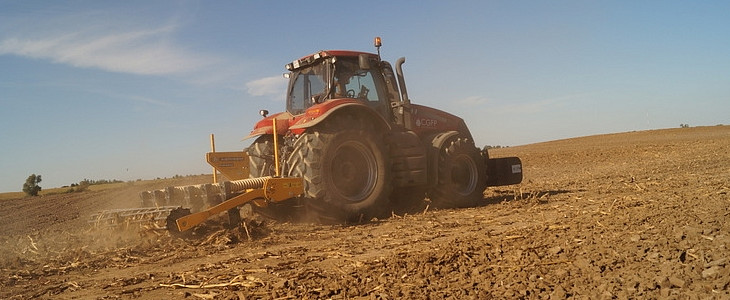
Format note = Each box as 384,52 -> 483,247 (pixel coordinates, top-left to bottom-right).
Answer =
284,50 -> 401,125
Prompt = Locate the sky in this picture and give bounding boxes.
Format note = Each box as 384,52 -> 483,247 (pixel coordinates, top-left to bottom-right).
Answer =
1,1 -> 728,192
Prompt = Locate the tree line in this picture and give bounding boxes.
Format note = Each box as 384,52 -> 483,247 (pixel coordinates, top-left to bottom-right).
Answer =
22,175 -> 124,197
21,174 -> 203,197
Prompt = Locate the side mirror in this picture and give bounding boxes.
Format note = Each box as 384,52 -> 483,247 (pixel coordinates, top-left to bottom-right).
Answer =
259,110 -> 269,118
359,54 -> 371,70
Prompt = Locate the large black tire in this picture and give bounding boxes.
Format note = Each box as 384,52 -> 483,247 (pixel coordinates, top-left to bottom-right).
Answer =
287,115 -> 391,223
246,135 -> 293,220
429,136 -> 487,208
247,135 -> 275,178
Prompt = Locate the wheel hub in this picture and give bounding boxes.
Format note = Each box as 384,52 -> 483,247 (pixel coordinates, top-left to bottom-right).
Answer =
451,154 -> 478,196
330,141 -> 377,203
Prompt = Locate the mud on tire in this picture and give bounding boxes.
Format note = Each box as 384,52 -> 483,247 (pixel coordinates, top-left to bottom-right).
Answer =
429,136 -> 487,208
287,115 -> 392,223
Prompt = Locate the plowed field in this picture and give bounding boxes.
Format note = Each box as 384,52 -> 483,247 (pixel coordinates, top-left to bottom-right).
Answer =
1,125 -> 729,299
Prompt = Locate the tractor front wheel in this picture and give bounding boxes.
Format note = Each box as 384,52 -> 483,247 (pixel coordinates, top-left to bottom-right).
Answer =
246,135 -> 294,220
247,135 -> 275,178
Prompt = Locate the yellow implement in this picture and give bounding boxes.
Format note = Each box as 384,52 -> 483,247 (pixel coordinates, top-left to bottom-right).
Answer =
206,151 -> 250,181
172,176 -> 303,232
129,126 -> 302,234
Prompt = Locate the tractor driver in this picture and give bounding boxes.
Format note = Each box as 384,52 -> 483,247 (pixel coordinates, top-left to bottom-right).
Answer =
332,60 -> 370,100
333,62 -> 355,99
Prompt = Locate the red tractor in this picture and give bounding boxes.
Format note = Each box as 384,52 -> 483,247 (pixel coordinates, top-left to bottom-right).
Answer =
244,37 -> 522,222
90,37 -> 523,231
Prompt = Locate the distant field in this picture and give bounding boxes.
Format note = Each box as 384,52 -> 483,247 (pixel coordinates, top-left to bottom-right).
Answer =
0,191 -> 24,201
0,183 -> 121,201
0,175 -> 212,201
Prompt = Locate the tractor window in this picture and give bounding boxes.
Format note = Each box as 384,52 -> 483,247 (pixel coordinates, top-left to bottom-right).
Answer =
343,71 -> 379,102
334,59 -> 382,103
288,68 -> 327,114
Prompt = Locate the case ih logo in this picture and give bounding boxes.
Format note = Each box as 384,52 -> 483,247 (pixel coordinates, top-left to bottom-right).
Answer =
416,118 -> 438,127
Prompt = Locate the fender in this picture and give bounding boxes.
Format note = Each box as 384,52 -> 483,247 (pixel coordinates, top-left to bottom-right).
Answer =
289,100 -> 391,133
243,111 -> 294,140
428,131 -> 460,186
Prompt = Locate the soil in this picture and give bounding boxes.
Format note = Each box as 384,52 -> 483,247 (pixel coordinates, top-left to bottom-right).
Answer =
1,125 -> 728,299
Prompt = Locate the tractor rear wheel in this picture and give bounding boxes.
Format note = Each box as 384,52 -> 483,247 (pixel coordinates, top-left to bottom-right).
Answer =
429,136 -> 487,208
287,116 -> 391,223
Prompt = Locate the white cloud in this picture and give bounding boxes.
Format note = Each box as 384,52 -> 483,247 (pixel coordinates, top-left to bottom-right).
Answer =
245,76 -> 287,99
0,25 -> 218,76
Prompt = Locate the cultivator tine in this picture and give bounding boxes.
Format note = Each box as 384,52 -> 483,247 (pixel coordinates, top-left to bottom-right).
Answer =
93,177 -> 276,231
88,206 -> 179,228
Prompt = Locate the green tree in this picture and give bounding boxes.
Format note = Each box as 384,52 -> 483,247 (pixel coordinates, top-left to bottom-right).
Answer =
23,174 -> 42,196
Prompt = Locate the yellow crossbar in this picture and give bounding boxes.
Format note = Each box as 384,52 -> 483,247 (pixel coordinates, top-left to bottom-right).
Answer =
174,177 -> 303,232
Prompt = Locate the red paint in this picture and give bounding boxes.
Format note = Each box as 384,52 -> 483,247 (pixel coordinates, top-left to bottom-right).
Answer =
408,104 -> 464,135
245,112 -> 293,139
247,99 -> 363,139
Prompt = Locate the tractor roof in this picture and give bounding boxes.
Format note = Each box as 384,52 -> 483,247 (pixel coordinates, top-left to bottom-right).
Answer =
286,50 -> 378,71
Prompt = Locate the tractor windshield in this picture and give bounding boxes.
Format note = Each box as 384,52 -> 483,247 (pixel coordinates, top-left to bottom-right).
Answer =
287,62 -> 330,115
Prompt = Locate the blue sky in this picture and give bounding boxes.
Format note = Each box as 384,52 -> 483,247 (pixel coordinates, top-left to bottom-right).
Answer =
1,1 -> 728,192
